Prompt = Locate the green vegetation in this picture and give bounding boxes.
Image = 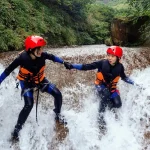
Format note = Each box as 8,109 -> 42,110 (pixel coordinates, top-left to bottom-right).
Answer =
86,3 -> 114,43
100,0 -> 150,44
0,0 -> 149,52
127,0 -> 150,16
127,0 -> 150,43
0,0 -> 114,52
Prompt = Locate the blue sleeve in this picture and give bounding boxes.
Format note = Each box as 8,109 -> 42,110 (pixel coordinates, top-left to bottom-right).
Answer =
81,61 -> 102,71
122,77 -> 134,85
71,60 -> 102,71
53,56 -> 64,64
0,56 -> 20,84
71,61 -> 102,71
120,65 -> 127,79
0,72 -> 8,84
43,52 -> 63,64
72,64 -> 83,70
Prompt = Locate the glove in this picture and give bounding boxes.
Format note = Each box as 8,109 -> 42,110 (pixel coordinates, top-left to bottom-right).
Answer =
64,62 -> 73,70
0,75 -> 2,84
0,72 -> 7,84
123,77 -> 134,85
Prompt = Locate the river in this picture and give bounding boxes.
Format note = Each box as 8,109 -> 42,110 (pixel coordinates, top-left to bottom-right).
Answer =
0,45 -> 150,150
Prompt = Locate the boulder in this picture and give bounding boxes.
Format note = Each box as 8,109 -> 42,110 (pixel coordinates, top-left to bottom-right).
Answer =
111,16 -> 149,46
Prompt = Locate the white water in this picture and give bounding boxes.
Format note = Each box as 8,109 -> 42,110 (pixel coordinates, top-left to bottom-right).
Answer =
0,45 -> 150,150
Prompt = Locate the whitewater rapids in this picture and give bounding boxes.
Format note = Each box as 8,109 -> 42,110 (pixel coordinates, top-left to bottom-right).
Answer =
0,45 -> 150,150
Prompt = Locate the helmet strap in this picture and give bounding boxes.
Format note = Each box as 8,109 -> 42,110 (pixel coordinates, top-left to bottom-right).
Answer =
116,57 -> 120,63
114,57 -> 121,65
28,48 -> 38,59
112,57 -> 120,66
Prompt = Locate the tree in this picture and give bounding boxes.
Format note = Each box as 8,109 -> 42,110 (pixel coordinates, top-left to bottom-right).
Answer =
127,0 -> 150,16
127,0 -> 150,44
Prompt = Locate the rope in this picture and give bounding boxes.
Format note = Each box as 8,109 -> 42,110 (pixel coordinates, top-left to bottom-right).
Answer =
36,74 -> 40,123
36,85 -> 40,123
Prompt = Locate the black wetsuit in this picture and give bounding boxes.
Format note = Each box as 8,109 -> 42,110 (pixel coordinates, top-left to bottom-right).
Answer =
0,51 -> 64,133
72,59 -> 129,113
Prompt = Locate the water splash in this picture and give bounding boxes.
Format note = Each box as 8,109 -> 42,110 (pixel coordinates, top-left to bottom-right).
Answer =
0,45 -> 150,150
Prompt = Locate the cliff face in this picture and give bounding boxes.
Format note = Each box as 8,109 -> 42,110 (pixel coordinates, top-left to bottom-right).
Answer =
111,16 -> 149,46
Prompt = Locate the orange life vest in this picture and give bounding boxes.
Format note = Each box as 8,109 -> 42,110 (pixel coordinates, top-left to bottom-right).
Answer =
17,66 -> 45,84
95,72 -> 120,91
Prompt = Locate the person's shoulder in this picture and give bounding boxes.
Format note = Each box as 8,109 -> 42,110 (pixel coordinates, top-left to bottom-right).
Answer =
41,52 -> 50,56
95,59 -> 106,63
18,50 -> 24,55
118,62 -> 125,70
94,59 -> 107,67
16,50 -> 25,58
101,59 -> 108,64
42,52 -> 47,54
18,50 -> 27,56
41,52 -> 54,58
18,50 -> 31,61
118,61 -> 124,66
41,52 -> 49,58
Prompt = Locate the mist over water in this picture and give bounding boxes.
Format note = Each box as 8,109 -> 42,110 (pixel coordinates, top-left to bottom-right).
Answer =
0,45 -> 150,150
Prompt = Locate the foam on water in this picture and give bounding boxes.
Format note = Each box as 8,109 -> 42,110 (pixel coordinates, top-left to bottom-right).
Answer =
0,45 -> 150,150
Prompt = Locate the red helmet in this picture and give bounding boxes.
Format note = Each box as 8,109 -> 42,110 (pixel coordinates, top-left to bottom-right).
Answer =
25,35 -> 46,51
107,46 -> 123,58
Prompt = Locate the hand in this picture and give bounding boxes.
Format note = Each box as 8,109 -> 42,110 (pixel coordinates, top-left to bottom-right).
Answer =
0,72 -> 7,85
0,78 -> 1,84
64,62 -> 73,70
123,77 -> 134,85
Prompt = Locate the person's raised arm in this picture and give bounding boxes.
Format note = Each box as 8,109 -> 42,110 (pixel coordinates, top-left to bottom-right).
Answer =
120,65 -> 134,85
0,56 -> 20,84
64,61 -> 102,71
43,52 -> 64,64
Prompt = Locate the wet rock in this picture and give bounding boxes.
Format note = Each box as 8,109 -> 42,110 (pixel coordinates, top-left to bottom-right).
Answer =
111,16 -> 149,46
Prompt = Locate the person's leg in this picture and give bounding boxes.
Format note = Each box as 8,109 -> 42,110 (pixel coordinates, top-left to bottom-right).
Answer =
50,87 -> 62,114
97,86 -> 111,113
40,78 -> 66,124
95,85 -> 110,127
12,81 -> 34,140
110,90 -> 122,109
40,78 -> 62,114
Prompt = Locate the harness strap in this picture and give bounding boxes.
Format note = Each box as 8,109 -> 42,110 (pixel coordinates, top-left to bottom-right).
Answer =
36,85 -> 40,123
21,88 -> 34,97
16,82 -> 19,89
36,74 -> 40,123
20,80 -> 49,123
35,81 -> 50,122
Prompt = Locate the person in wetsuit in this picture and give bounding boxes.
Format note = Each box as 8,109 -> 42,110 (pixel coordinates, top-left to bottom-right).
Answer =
64,46 -> 134,127
0,35 -> 67,141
